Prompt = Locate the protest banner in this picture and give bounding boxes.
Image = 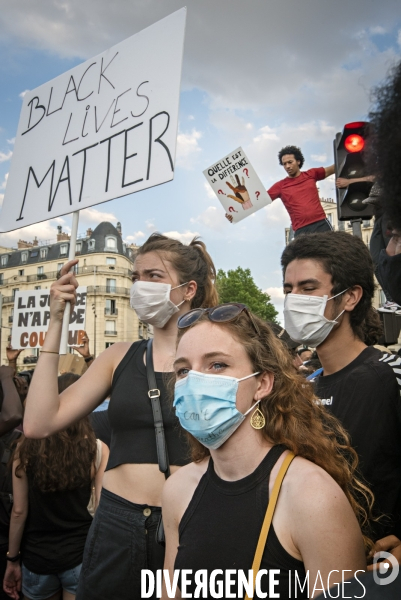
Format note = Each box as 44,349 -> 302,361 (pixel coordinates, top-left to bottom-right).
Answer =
11,287 -> 87,349
203,147 -> 271,223
1,8 -> 186,352
0,8 -> 186,232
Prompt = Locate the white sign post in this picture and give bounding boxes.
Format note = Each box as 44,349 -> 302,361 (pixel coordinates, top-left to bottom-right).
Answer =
203,146 -> 271,224
11,287 -> 87,350
0,8 -> 186,231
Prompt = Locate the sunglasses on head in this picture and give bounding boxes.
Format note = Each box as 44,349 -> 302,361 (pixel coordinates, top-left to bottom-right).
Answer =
177,302 -> 260,335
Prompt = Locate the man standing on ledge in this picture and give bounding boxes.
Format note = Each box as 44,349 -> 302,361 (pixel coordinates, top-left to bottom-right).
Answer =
268,145 -> 335,237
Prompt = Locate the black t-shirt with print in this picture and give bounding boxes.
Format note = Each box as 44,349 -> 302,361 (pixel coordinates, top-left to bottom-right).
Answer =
314,346 -> 401,539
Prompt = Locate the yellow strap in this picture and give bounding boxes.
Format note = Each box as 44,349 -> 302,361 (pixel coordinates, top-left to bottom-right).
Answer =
244,451 -> 295,600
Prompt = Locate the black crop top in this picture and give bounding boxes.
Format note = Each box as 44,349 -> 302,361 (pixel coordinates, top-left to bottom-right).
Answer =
105,340 -> 191,471
175,445 -> 307,599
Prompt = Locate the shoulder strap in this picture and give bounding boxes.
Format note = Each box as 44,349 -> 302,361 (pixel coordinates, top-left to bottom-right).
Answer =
146,339 -> 171,479
244,451 -> 295,600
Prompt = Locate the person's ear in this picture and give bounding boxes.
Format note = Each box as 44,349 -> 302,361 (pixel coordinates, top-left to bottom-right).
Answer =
343,286 -> 363,312
254,372 -> 274,401
184,280 -> 197,303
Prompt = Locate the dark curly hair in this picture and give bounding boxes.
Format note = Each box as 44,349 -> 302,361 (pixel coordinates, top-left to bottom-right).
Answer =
281,231 -> 383,345
278,145 -> 305,169
15,373 -> 96,492
368,60 -> 401,230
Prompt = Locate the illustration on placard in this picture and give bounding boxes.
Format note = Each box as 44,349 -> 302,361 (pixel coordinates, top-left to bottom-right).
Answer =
203,147 -> 271,224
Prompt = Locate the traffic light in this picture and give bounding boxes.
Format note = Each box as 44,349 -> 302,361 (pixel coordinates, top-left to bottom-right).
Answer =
333,121 -> 374,221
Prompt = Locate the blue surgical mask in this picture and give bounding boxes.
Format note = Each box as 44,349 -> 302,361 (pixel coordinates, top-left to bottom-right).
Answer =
173,370 -> 260,450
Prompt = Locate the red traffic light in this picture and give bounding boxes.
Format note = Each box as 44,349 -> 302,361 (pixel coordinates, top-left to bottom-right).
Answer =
344,134 -> 365,153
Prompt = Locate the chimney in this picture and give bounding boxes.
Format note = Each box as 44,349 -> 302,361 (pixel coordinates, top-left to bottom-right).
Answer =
17,239 -> 33,249
56,228 -> 70,241
86,228 -> 93,237
33,236 -> 38,246
116,222 -> 122,237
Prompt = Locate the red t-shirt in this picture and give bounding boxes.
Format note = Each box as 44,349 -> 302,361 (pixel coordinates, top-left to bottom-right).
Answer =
267,167 -> 326,231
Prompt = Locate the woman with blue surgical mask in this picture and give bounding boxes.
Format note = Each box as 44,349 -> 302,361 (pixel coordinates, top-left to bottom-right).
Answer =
162,305 -> 372,599
23,233 -> 218,600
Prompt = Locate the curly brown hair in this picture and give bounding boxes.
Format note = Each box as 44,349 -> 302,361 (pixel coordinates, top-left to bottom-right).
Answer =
15,373 -> 96,492
176,311 -> 375,550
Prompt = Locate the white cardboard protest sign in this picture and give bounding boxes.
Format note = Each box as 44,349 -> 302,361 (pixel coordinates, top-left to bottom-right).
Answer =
11,287 -> 87,349
203,147 -> 271,223
0,8 -> 186,232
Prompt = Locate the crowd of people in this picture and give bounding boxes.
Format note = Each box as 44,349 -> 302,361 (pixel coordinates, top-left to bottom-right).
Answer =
0,61 -> 401,600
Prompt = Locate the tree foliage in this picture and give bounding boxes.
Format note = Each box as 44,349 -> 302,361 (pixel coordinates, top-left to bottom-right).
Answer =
216,267 -> 278,323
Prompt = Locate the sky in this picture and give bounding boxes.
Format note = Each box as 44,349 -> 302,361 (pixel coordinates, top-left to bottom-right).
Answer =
0,0 -> 400,322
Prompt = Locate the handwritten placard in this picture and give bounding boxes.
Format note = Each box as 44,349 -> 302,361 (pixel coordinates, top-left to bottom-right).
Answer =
203,146 -> 271,223
0,8 -> 186,232
11,287 -> 87,349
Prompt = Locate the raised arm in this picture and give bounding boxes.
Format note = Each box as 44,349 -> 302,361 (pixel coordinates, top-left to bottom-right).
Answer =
0,366 -> 22,435
23,260 -> 120,439
324,164 -> 335,178
336,175 -> 375,188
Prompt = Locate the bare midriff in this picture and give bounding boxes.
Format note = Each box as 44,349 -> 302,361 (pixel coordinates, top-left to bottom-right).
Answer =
102,463 -> 182,506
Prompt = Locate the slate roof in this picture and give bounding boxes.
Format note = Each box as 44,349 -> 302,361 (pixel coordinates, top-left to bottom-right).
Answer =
0,222 -> 130,269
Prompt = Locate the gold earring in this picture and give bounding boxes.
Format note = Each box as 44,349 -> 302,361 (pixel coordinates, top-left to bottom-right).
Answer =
250,407 -> 265,430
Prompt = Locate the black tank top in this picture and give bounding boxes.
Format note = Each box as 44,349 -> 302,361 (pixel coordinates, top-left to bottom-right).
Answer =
22,472 -> 92,574
174,445 -> 307,599
106,340 -> 191,471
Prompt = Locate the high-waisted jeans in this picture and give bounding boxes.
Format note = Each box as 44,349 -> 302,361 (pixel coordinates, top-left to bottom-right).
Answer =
76,487 -> 164,600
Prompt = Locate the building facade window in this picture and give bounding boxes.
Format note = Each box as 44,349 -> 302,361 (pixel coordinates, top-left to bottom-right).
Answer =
106,257 -> 116,266
88,239 -> 95,251
37,266 -> 44,277
105,299 -> 117,315
1,255 -> 8,266
40,247 -> 48,259
0,273 -> 3,285
60,244 -> 68,256
21,252 -> 28,263
12,288 -> 19,299
76,242 -> 82,253
34,286 -> 41,290
105,320 -> 116,334
57,263 -> 64,273
18,269 -> 24,276
106,278 -> 116,292
105,236 -> 117,252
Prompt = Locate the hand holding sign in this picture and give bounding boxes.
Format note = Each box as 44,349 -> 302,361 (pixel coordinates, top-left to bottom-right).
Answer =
72,331 -> 91,358
6,344 -> 23,363
50,260 -> 79,322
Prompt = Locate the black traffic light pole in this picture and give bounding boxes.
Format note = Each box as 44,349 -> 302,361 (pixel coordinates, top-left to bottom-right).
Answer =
334,122 -> 373,239
351,219 -> 362,239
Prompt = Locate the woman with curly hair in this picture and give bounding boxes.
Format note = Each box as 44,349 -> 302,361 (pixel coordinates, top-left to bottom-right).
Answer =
162,305 -> 372,599
3,373 -> 109,600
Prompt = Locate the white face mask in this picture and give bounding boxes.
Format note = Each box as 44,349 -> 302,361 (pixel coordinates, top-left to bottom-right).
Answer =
130,280 -> 188,328
283,289 -> 348,347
